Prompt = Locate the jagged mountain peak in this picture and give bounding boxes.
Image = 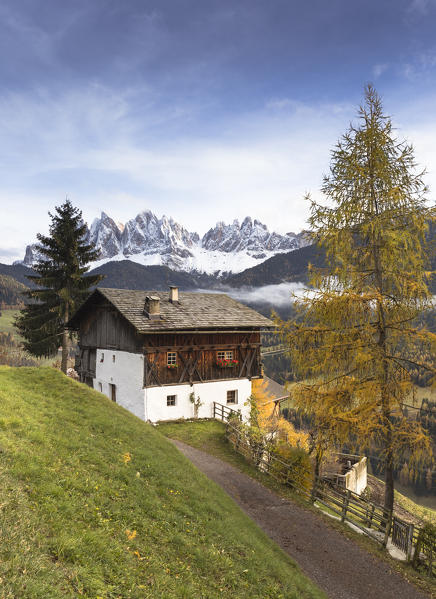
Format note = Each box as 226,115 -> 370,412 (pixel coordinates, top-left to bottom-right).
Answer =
201,216 -> 300,255
21,209 -> 309,275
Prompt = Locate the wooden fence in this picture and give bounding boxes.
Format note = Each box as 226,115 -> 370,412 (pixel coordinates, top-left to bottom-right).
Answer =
213,402 -> 242,422
224,419 -> 435,576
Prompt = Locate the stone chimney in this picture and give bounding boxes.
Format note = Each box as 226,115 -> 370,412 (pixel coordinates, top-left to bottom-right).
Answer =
169,286 -> 179,303
144,295 -> 160,319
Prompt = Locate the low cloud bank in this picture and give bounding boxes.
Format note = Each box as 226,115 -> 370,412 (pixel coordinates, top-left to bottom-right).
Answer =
224,282 -> 307,306
194,282 -> 307,307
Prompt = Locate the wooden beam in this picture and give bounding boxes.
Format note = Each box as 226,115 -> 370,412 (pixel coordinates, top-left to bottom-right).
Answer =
238,348 -> 250,378
176,349 -> 204,384
143,343 -> 260,353
178,351 -> 190,383
246,349 -> 257,380
144,352 -> 162,387
190,351 -> 203,383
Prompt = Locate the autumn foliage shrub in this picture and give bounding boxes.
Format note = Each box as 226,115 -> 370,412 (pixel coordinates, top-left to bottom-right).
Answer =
226,384 -> 313,491
269,442 -> 313,492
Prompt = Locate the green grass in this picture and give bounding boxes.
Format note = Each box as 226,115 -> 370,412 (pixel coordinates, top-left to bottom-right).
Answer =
0,367 -> 325,599
157,419 -> 257,472
386,478 -> 436,521
0,308 -> 19,336
157,419 -> 303,496
397,487 -> 436,518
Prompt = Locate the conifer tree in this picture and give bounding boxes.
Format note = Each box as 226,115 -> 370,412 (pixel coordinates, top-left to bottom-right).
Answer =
15,200 -> 102,373
279,85 -> 436,512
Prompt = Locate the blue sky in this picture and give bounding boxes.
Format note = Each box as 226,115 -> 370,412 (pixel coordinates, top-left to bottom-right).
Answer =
1,0 -> 436,262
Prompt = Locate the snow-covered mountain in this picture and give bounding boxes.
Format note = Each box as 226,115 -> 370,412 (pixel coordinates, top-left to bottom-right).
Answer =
20,210 -> 309,275
202,217 -> 302,255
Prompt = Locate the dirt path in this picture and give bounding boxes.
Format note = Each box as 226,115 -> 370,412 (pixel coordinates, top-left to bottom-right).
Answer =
172,440 -> 432,599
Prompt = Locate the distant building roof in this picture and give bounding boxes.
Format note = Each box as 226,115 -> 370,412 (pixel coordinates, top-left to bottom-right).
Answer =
69,287 -> 274,333
263,376 -> 289,401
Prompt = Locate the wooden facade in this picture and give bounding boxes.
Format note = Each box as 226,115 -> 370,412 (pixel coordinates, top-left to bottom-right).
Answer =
143,331 -> 261,387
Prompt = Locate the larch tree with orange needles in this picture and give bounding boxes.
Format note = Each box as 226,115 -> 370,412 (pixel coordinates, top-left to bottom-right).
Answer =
279,85 -> 436,512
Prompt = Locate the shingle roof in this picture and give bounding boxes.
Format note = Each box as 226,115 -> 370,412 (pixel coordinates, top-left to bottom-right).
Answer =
77,287 -> 274,332
263,376 -> 289,401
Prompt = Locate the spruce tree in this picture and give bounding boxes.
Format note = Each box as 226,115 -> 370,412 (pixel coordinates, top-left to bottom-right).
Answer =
279,85 -> 436,512
15,200 -> 103,373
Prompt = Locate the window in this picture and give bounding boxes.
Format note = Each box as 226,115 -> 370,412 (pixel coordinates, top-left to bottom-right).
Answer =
112,354 -> 116,363
167,351 -> 177,366
98,382 -> 103,392
100,352 -> 104,363
217,350 -> 233,361
167,395 -> 176,406
227,390 -> 238,404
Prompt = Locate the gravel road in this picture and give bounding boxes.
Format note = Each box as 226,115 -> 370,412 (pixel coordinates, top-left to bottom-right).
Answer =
172,439 -> 432,599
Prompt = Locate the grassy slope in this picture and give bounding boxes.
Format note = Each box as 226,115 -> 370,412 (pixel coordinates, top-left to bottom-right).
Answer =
0,367 -> 324,599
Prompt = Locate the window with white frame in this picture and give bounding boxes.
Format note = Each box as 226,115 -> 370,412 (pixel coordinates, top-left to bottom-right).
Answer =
226,390 -> 238,404
167,395 -> 177,406
167,351 -> 177,366
217,350 -> 233,361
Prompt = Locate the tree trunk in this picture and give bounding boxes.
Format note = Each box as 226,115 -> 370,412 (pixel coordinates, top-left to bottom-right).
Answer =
384,425 -> 395,512
371,191 -> 394,514
314,446 -> 322,478
61,304 -> 69,374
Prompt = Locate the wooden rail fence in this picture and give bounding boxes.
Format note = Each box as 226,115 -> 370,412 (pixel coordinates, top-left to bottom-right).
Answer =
223,419 -> 435,576
213,402 -> 242,422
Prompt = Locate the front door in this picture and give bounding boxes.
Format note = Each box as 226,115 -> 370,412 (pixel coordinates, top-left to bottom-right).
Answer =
109,383 -> 116,403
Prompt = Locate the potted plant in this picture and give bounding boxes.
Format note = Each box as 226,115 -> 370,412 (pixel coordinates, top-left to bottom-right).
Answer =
216,359 -> 239,368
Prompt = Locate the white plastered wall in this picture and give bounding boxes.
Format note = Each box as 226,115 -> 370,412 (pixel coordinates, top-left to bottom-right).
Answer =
93,348 -> 253,423
145,378 -> 252,423
93,349 -> 145,420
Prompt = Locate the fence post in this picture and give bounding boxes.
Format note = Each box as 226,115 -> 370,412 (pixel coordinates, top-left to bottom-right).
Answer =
311,476 -> 319,503
406,524 -> 414,562
235,425 -> 240,451
412,532 -> 422,569
284,467 -> 290,488
366,504 -> 375,529
341,490 -> 351,523
383,509 -> 393,548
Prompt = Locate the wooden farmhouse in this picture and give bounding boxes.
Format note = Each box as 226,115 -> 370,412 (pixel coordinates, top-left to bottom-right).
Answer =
68,286 -> 274,422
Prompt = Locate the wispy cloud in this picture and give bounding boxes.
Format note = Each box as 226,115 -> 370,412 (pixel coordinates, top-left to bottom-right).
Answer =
2,80 -> 436,264
222,282 -> 307,306
372,63 -> 388,78
408,0 -> 436,14
401,49 -> 436,79
0,84 -> 356,257
0,247 -> 25,263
